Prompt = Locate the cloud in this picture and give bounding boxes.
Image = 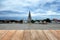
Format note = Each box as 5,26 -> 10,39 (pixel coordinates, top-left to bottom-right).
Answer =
0,14 -> 28,17
0,0 -> 40,11
43,0 -> 60,12
31,10 -> 60,16
0,0 -> 56,11
0,0 -> 60,19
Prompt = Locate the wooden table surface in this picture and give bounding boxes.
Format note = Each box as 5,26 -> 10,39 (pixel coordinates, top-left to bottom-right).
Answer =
0,30 -> 60,40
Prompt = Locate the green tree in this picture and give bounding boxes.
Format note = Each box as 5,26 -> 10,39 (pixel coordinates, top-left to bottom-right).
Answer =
31,20 -> 35,23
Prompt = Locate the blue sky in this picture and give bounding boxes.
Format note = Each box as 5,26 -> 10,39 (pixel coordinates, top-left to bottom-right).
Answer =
0,0 -> 60,20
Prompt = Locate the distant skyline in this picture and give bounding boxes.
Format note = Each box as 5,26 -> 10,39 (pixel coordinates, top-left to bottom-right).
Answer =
0,0 -> 60,20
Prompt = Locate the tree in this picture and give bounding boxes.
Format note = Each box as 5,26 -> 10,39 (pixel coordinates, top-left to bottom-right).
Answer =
19,20 -> 23,23
45,18 -> 51,23
31,20 -> 35,23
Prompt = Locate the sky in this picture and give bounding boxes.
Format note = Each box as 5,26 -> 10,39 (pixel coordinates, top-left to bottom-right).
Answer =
0,0 -> 60,20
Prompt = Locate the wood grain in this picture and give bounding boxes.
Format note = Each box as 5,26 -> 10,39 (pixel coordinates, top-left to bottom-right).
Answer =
0,30 -> 60,40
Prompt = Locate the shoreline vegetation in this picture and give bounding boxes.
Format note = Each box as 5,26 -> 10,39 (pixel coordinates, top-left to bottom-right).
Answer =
0,18 -> 60,24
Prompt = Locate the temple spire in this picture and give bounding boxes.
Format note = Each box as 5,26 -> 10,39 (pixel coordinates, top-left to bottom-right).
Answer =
27,11 -> 31,23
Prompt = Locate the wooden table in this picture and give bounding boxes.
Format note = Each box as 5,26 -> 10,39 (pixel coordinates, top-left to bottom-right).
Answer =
0,30 -> 60,40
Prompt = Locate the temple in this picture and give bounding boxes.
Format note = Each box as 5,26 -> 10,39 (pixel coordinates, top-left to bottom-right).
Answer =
27,11 -> 31,23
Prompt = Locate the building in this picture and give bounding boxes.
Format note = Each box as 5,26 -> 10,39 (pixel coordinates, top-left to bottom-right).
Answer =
27,11 -> 31,23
